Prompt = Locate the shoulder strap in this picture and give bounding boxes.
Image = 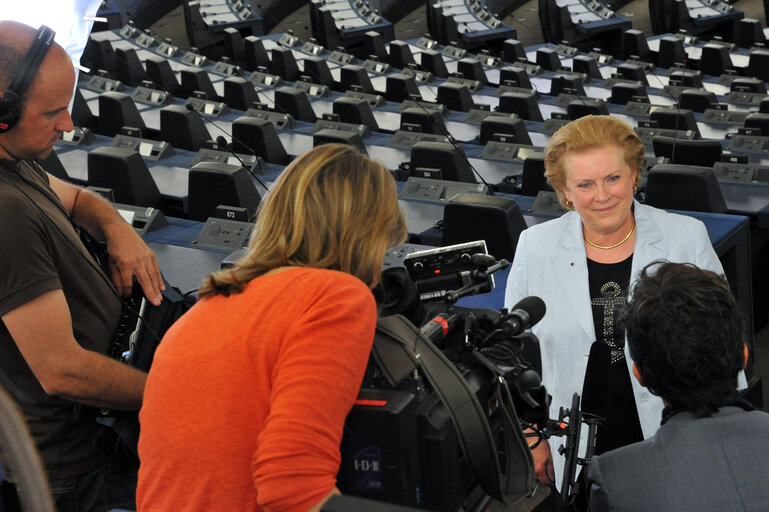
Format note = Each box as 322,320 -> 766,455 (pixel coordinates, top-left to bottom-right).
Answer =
373,315 -> 536,504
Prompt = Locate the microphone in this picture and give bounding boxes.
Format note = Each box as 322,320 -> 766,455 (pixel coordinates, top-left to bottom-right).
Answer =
501,296 -> 546,336
216,135 -> 270,193
184,102 -> 235,138
184,102 -> 272,188
406,93 -> 496,195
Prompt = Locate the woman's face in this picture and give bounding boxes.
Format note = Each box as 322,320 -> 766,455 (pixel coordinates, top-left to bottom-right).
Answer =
562,145 -> 638,237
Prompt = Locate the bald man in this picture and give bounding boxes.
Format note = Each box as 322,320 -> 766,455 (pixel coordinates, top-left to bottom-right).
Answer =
0,21 -> 162,511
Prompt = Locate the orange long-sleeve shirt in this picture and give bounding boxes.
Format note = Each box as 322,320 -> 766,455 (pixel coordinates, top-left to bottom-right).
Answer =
137,267 -> 377,511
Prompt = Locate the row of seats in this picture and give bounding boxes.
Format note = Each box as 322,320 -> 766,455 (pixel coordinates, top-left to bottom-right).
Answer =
66,23 -> 769,215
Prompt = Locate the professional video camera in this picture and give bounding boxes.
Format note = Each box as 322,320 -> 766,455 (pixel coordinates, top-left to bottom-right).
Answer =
337,242 -> 540,511
338,241 -> 600,511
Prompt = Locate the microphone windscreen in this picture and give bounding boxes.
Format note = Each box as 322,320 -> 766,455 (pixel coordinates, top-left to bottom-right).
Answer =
216,135 -> 228,149
581,341 -> 611,418
511,296 -> 546,325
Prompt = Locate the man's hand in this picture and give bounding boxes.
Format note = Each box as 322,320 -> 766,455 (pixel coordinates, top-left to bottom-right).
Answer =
48,173 -> 164,304
3,290 -> 147,410
531,438 -> 555,486
104,221 -> 164,305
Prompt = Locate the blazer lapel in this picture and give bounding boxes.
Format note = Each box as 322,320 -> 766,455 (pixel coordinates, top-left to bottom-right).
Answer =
552,213 -> 596,341
630,202 -> 667,285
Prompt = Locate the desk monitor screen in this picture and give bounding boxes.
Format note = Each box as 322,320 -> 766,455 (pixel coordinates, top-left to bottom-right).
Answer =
139,142 -> 154,157
517,147 -> 536,160
117,208 -> 135,225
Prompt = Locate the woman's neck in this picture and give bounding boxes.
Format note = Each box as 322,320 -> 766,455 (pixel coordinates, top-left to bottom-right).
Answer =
583,215 -> 636,263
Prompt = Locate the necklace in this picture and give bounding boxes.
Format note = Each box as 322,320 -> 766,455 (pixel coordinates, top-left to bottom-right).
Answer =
584,222 -> 635,250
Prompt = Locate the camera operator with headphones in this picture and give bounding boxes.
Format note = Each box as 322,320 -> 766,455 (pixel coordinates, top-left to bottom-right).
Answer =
0,21 -> 164,512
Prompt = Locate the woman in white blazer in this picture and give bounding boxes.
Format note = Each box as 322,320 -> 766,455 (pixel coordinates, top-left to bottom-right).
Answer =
504,116 -> 727,500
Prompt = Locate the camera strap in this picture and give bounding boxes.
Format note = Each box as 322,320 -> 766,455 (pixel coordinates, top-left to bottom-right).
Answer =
373,315 -> 536,505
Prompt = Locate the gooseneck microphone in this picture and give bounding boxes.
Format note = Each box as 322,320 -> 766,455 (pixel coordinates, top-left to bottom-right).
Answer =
215,135 -> 270,193
184,102 -> 273,192
503,296 -> 547,337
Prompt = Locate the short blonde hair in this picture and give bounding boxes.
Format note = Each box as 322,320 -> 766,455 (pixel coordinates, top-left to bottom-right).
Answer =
199,144 -> 407,297
544,115 -> 644,209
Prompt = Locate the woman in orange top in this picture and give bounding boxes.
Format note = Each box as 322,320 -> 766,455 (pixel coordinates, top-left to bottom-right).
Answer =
136,144 -> 407,512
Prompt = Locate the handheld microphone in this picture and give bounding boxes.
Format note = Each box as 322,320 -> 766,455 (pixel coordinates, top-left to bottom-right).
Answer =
215,135 -> 270,193
502,295 -> 546,336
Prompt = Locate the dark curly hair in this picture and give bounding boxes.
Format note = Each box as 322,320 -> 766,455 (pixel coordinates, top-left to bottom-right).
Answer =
619,261 -> 745,418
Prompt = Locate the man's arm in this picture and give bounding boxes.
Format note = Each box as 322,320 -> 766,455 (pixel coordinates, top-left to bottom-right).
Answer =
587,456 -> 616,512
48,173 -> 163,305
2,289 -> 146,409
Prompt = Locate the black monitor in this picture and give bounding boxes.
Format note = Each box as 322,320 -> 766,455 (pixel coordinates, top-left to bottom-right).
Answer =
652,136 -> 723,168
187,162 -> 261,222
232,116 -> 290,165
645,164 -> 728,214
479,117 -> 531,146
312,129 -> 367,154
87,147 -> 161,208
443,194 -> 527,261
410,142 -> 475,183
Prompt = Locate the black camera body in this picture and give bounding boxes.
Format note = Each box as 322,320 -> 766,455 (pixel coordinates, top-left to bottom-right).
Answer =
338,358 -> 491,510
338,243 -> 546,511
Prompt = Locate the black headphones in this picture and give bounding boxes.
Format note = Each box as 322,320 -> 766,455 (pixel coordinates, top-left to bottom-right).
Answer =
0,25 -> 56,133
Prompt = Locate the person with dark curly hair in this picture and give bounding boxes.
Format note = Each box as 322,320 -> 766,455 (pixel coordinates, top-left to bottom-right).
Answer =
587,261 -> 769,511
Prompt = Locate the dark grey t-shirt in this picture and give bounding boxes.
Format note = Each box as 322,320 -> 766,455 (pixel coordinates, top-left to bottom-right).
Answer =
0,159 -> 122,480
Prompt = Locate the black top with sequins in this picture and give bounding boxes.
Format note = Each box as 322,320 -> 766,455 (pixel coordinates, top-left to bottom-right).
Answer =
584,255 -> 643,454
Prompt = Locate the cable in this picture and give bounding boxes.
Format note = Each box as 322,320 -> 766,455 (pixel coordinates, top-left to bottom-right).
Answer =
183,102 -> 281,182
405,91 -> 496,193
215,134 -> 271,193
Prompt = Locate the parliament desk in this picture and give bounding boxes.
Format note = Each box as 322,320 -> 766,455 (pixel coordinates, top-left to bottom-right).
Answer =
142,202 -> 760,400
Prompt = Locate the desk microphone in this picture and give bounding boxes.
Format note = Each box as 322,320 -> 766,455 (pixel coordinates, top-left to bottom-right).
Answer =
406,93 -> 496,195
184,102 -> 237,138
184,102 -> 268,168
184,102 -> 273,194
216,135 -> 270,193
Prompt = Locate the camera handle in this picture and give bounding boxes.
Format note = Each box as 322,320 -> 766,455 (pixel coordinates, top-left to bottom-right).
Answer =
444,256 -> 509,304
533,393 -> 603,505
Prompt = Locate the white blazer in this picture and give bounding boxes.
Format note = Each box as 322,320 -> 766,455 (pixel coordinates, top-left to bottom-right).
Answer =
504,201 -> 736,487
